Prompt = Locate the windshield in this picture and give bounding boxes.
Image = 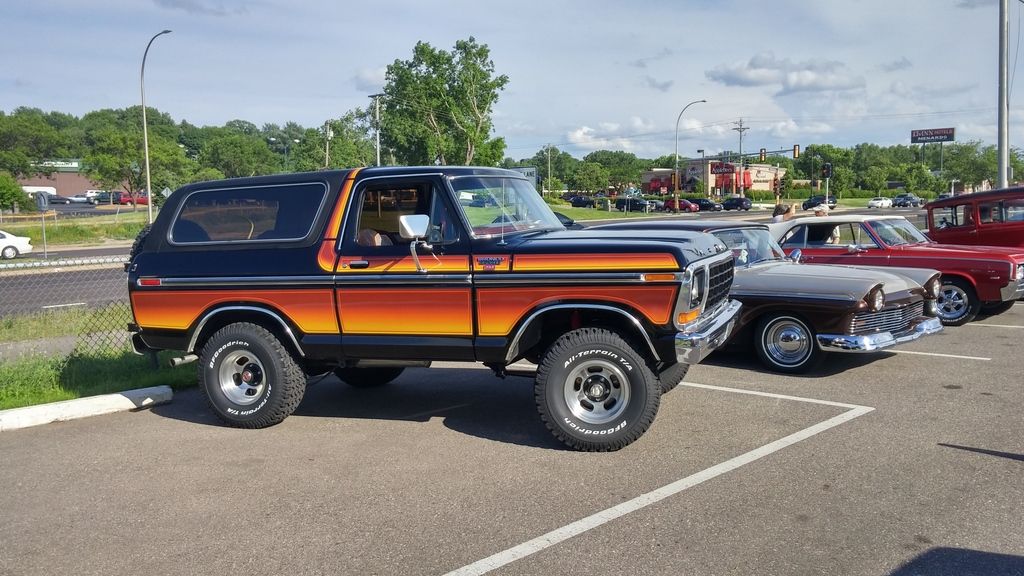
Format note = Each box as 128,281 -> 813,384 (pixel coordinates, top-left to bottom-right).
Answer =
450,176 -> 563,236
870,218 -> 929,246
712,228 -> 786,266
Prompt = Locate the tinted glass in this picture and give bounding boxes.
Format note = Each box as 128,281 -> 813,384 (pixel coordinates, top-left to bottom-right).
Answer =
172,182 -> 326,243
351,180 -> 458,248
933,204 -> 973,229
1006,198 -> 1024,221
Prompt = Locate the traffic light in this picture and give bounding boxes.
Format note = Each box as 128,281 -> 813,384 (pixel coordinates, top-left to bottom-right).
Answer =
822,162 -> 833,179
793,144 -> 800,159
759,148 -> 766,162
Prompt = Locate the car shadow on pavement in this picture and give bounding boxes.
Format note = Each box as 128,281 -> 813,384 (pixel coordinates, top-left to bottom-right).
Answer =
888,547 -> 1024,576
150,368 -> 566,450
702,348 -> 891,378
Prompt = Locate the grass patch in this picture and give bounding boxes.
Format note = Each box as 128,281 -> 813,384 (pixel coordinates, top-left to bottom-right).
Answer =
0,304 -> 132,343
0,349 -> 196,411
2,210 -> 152,246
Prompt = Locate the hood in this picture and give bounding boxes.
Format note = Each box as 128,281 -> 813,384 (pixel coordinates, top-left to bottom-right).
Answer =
734,260 -> 919,301
914,242 -> 1024,262
509,228 -> 729,264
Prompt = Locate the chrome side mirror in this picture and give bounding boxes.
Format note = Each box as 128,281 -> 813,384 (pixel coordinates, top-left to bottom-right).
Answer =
789,248 -> 803,263
399,214 -> 432,273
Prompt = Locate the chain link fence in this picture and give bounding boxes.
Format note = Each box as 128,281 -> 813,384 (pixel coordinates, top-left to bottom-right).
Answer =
0,256 -> 133,363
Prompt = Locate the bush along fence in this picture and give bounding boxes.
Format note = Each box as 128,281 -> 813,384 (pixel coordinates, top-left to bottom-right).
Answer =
0,256 -> 192,410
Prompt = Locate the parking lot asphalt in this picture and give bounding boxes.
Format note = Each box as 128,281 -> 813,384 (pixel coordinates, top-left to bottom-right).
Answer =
1,306 -> 1021,576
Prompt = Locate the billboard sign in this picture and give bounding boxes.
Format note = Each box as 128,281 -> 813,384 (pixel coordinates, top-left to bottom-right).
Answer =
710,162 -> 735,175
911,128 -> 955,144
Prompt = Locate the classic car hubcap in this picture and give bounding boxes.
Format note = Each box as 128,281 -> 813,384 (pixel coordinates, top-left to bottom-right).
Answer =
563,360 -> 630,425
218,350 -> 267,405
764,319 -> 811,366
937,285 -> 968,320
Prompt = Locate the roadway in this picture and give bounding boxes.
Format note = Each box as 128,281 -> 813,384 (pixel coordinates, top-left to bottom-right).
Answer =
0,304 -> 1020,575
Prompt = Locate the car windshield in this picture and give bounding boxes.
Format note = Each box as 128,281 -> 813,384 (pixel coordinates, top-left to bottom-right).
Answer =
712,227 -> 786,266
870,218 -> 929,246
451,176 -> 563,236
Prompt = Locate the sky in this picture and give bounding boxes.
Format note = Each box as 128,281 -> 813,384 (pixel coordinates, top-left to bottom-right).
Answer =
1,0 -> 1020,162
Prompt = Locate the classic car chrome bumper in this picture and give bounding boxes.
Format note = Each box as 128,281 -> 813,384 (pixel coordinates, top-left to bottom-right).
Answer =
675,299 -> 742,364
816,317 -> 943,352
999,277 -> 1024,301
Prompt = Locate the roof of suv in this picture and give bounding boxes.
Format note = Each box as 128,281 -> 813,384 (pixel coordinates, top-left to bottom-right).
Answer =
924,186 -> 1024,208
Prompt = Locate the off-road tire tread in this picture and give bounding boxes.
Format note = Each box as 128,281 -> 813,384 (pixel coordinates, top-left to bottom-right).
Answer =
128,224 -> 152,262
198,322 -> 305,429
658,362 -> 689,394
535,327 -> 660,452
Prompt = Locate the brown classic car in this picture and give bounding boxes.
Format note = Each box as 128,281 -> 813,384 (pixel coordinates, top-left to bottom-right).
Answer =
592,220 -> 942,373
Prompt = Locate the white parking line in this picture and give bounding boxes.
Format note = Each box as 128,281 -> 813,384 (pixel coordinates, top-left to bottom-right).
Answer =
967,323 -> 1024,329
891,350 -> 991,361
443,383 -> 874,576
40,302 -> 86,310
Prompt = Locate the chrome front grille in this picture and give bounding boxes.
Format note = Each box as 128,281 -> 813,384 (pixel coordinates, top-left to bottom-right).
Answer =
850,301 -> 924,335
705,258 -> 734,310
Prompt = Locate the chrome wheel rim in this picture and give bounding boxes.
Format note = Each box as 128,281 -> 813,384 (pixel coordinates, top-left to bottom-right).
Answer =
1,247 -> 15,259
218,350 -> 267,406
937,285 -> 969,321
563,359 -> 630,425
763,318 -> 812,367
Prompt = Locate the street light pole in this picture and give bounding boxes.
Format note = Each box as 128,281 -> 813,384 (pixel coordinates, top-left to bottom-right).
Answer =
697,149 -> 705,195
369,93 -> 383,166
732,119 -> 749,197
141,29 -> 171,225
674,99 -> 706,213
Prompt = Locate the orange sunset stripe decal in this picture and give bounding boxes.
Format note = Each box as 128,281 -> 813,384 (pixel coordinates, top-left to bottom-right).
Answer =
338,288 -> 472,335
476,285 -> 678,336
131,289 -> 339,334
337,255 -> 470,273
318,169 -> 361,272
513,253 -> 678,272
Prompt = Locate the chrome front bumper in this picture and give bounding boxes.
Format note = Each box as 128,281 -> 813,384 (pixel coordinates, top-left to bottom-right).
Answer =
674,299 -> 742,364
816,317 -> 943,352
999,278 -> 1024,301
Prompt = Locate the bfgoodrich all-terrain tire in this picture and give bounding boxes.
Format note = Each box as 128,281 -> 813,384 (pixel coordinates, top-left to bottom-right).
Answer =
334,367 -> 405,388
658,362 -> 689,394
535,328 -> 661,452
198,322 -> 306,428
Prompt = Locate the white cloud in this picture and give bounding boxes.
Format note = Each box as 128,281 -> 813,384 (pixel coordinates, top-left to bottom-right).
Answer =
879,57 -> 913,72
567,126 -> 635,152
352,67 -> 386,92
706,52 -> 864,95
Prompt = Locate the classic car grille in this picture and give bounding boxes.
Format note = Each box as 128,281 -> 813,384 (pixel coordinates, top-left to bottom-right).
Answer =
705,258 -> 734,310
850,301 -> 924,335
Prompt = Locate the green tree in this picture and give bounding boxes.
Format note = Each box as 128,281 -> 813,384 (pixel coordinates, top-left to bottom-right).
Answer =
529,146 -> 578,186
569,162 -> 609,192
0,108 -> 63,176
199,134 -> 277,178
583,150 -> 646,187
381,37 -> 509,165
0,170 -> 34,212
863,166 -> 887,192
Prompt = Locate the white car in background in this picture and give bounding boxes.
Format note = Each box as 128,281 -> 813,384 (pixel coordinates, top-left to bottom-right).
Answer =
0,229 -> 33,259
867,196 -> 893,208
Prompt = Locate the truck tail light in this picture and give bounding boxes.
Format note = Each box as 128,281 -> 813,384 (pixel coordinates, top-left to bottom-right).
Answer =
138,278 -> 162,287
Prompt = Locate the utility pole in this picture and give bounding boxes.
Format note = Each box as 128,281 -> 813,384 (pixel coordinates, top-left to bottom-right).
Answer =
998,0 -> 1009,187
369,93 -> 383,166
324,121 -> 333,169
732,119 -> 749,197
547,143 -> 552,195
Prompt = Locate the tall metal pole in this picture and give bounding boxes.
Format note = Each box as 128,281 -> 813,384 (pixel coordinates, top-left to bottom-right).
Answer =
547,144 -> 552,195
674,99 -> 706,212
369,93 -> 383,166
998,0 -> 1009,188
141,29 -> 171,225
732,119 -> 749,197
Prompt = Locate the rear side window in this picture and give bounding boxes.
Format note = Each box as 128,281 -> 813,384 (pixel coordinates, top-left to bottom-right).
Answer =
171,182 -> 327,243
1004,198 -> 1024,221
933,204 -> 973,229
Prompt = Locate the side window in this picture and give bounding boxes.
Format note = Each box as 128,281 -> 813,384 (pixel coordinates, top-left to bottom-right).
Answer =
805,224 -> 839,247
1005,198 -> 1024,221
833,223 -> 859,246
350,181 -> 459,250
779,226 -> 806,248
935,204 -> 973,229
171,183 -> 326,243
978,202 -> 1002,224
856,224 -> 880,248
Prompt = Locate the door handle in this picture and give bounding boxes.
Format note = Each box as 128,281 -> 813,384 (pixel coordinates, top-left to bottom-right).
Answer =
348,260 -> 369,269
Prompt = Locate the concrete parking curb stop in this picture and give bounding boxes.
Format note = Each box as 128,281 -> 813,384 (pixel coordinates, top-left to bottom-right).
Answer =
0,385 -> 173,432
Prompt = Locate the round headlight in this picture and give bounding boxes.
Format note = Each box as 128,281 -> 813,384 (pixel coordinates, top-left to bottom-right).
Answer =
690,283 -> 700,302
868,289 -> 885,312
1017,265 -> 1024,281
926,278 -> 941,298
